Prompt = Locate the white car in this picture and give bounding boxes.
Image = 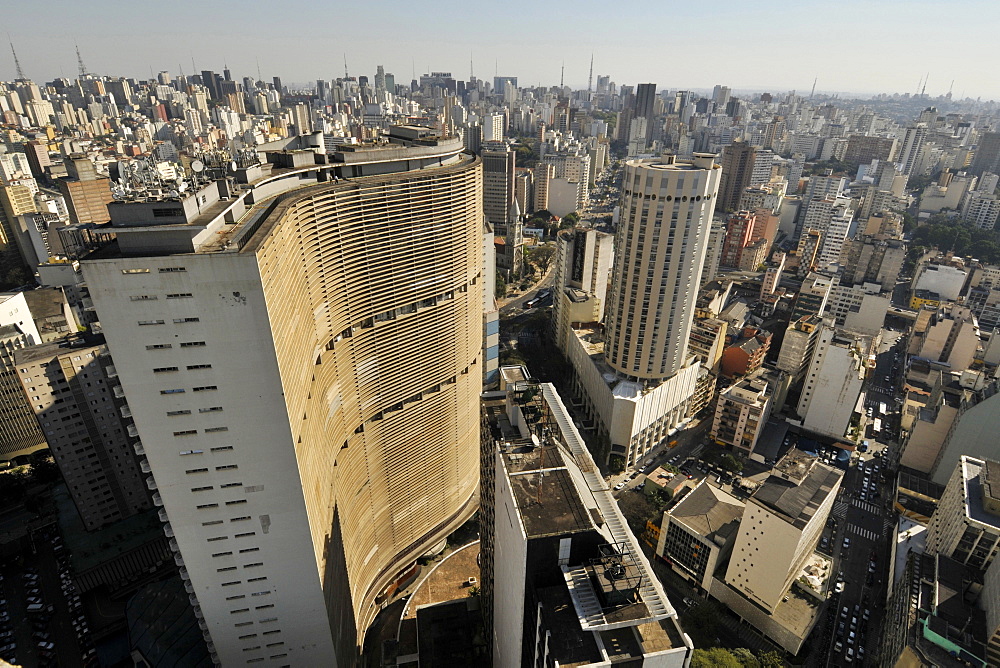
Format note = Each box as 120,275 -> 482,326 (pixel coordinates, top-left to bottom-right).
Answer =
614,482 -> 625,491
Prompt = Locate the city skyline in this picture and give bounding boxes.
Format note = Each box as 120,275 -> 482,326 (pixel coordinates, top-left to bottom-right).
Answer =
5,0 -> 1000,100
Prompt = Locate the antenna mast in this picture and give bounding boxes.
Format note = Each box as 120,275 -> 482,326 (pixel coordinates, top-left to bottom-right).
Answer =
921,73 -> 928,97
560,62 -> 564,88
470,50 -> 474,80
8,36 -> 24,80
810,77 -> 817,100
587,53 -> 593,93
75,43 -> 87,79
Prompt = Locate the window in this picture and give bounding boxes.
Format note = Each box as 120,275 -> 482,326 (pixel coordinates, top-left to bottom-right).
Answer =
186,468 -> 209,474
138,320 -> 165,326
243,562 -> 263,568
158,267 -> 186,273
226,499 -> 248,506
213,551 -> 234,558
211,445 -> 234,452
207,536 -> 228,542
173,317 -> 200,323
200,407 -> 223,413
235,531 -> 256,538
197,503 -> 219,509
216,464 -> 238,471
161,389 -> 185,395
173,430 -> 197,437
247,576 -> 267,583
146,344 -> 172,350
180,341 -> 206,348
221,482 -> 243,488
167,410 -> 192,416
166,293 -> 193,299
194,386 -> 218,392
192,486 -> 214,492
130,295 -> 157,301
179,449 -> 203,456
218,567 -> 238,573
188,364 -> 213,370
154,367 -> 179,373
221,580 -> 241,586
205,426 -> 229,433
240,547 -> 260,554
122,268 -> 150,274
203,520 -> 224,526
231,516 -> 251,522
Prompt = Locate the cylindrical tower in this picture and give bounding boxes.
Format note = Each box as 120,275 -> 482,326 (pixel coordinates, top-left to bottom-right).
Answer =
604,153 -> 721,382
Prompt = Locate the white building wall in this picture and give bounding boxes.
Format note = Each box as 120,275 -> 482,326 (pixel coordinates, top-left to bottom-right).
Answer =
798,328 -> 865,440
82,254 -> 336,666
491,451 -> 529,668
0,292 -> 42,344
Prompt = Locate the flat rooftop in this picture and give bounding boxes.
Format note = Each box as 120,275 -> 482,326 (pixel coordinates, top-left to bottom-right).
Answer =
753,451 -> 842,530
962,457 -> 1000,529
509,468 -> 594,538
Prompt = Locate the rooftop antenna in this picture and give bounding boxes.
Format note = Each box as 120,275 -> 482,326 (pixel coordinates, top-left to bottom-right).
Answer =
810,77 -> 817,100
560,62 -> 564,88
947,80 -> 954,97
343,53 -> 348,79
256,57 -> 262,82
915,74 -> 923,96
587,53 -> 593,93
470,50 -> 474,80
191,55 -> 197,75
8,35 -> 24,80
75,42 -> 87,79
921,73 -> 928,97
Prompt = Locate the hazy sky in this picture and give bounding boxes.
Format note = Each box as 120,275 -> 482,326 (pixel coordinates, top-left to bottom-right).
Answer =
6,0 -> 1000,99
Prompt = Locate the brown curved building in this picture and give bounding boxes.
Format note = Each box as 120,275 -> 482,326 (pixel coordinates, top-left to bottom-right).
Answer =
83,131 -> 483,666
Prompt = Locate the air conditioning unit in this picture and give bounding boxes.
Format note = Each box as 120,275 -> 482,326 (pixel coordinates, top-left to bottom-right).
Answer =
467,577 -> 477,586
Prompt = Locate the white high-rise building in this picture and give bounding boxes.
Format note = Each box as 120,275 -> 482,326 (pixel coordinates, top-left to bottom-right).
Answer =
797,328 -> 868,439
605,154 -> 721,381
897,123 -> 928,177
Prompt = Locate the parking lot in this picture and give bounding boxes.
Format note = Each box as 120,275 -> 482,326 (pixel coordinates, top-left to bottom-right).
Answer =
1,528 -> 95,667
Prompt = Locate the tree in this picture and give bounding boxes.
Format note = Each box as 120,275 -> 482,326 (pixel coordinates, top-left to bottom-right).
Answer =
720,454 -> 744,474
528,246 -> 555,274
608,454 -> 626,474
691,648 -> 743,668
755,650 -> 785,668
495,272 -> 506,298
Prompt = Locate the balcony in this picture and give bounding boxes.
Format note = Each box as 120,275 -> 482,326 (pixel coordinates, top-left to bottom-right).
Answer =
189,594 -> 199,608
152,492 -> 163,507
105,364 -> 118,378
127,423 -> 139,438
158,509 -> 169,523
163,522 -> 174,538
184,580 -> 194,595
113,384 -> 126,399
146,475 -> 158,491
178,567 -> 189,581
139,459 -> 151,474
81,297 -> 95,311
197,619 -> 208,632
133,441 -> 145,456
120,404 -> 131,418
174,553 -> 184,567
169,538 -> 179,553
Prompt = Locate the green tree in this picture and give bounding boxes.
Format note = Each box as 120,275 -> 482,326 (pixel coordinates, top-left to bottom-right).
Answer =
756,650 -> 785,668
608,454 -> 626,474
495,272 -> 506,299
527,246 -> 555,274
720,454 -> 744,473
691,648 -> 743,668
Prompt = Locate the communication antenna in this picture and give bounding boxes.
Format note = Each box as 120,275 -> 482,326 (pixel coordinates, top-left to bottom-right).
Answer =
947,80 -> 954,97
75,42 -> 88,79
343,53 -> 348,80
810,77 -> 817,100
470,50 -> 474,80
560,62 -> 564,88
921,73 -> 928,97
8,35 -> 24,80
587,53 -> 593,93
256,56 -> 262,82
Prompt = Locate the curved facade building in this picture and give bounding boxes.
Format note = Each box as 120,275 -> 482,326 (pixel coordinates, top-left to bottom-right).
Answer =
82,132 -> 482,667
605,154 -> 721,382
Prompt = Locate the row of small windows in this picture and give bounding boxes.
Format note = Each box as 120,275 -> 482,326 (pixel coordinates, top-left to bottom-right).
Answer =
161,385 -> 218,394
179,446 -> 232,455
173,426 -> 228,436
131,293 -> 194,300
138,319 -> 200,325
121,266 -> 186,274
186,464 -> 239,474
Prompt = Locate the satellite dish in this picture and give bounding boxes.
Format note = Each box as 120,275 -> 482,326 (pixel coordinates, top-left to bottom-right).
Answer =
228,161 -> 237,173
191,159 -> 205,173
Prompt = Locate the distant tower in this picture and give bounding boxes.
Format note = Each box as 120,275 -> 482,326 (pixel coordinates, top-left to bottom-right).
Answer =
8,37 -> 25,80
75,43 -> 88,79
587,53 -> 593,93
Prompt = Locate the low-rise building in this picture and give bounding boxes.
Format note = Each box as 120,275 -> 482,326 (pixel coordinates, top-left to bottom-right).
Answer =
720,327 -> 772,378
711,374 -> 774,456
657,481 -> 744,593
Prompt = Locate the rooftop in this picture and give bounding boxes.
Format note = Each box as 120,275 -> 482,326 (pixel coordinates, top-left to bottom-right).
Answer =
961,457 -> 1000,528
669,481 -> 745,545
752,449 -> 843,530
